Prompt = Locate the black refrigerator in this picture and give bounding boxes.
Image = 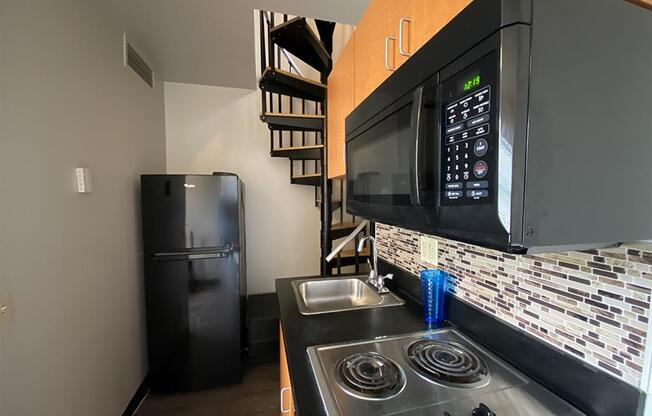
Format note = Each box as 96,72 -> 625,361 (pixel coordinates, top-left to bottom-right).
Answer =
141,173 -> 246,393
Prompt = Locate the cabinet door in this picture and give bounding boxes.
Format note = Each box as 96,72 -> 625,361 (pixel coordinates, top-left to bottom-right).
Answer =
399,0 -> 471,63
354,0 -> 399,105
279,325 -> 295,415
327,32 -> 355,179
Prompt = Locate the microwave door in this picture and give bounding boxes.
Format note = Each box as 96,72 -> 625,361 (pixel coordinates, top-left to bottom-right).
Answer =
347,102 -> 413,209
345,75 -> 439,231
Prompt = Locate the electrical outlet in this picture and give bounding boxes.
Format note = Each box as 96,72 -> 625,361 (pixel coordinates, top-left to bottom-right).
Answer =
420,236 -> 439,266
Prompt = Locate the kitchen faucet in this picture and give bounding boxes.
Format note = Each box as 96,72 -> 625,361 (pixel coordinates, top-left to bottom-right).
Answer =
357,236 -> 393,294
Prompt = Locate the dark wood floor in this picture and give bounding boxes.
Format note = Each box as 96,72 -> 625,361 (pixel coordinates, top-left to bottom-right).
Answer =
135,362 -> 280,416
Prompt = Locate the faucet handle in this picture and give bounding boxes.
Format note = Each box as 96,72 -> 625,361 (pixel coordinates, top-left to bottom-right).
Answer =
379,273 -> 393,283
375,273 -> 393,294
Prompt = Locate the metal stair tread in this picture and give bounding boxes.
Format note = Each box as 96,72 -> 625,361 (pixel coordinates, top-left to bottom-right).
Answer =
290,173 -> 322,186
270,17 -> 332,73
263,112 -> 325,119
271,145 -> 324,160
262,112 -> 325,132
330,221 -> 366,239
340,247 -> 370,258
258,67 -> 326,101
292,173 -> 321,178
334,247 -> 370,267
331,221 -> 363,231
276,144 -> 323,150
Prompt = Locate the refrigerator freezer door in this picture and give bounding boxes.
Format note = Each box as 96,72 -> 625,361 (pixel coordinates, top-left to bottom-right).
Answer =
144,251 -> 243,392
141,174 -> 241,255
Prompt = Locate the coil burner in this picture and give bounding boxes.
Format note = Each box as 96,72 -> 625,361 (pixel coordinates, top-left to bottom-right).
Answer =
336,352 -> 405,399
406,339 -> 489,388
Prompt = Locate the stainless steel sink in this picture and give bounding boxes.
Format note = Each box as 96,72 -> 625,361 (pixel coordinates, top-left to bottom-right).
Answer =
292,276 -> 404,315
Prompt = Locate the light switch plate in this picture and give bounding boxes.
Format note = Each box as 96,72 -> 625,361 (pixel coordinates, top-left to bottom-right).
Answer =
420,236 -> 439,266
75,168 -> 92,193
0,291 -> 9,325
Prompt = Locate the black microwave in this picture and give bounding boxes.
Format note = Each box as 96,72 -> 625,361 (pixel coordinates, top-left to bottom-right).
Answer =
345,0 -> 652,253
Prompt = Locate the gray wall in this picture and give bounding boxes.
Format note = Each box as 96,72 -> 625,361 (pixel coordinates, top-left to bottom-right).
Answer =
164,82 -> 321,294
0,1 -> 166,415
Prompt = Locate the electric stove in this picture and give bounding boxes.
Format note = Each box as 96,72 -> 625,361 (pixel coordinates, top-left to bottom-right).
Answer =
307,328 -> 584,415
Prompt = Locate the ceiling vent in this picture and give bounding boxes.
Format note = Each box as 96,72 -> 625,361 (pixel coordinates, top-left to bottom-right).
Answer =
123,34 -> 154,88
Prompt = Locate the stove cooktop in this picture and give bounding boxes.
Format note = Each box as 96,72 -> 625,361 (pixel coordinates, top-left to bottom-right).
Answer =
307,328 -> 584,416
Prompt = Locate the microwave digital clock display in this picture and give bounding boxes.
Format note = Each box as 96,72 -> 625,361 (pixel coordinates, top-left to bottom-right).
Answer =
462,74 -> 481,92
458,72 -> 481,94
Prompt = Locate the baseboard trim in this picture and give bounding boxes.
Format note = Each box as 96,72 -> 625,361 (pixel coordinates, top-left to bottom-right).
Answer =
122,375 -> 149,416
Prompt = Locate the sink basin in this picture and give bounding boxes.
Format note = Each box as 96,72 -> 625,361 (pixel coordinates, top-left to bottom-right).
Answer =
292,276 -> 404,315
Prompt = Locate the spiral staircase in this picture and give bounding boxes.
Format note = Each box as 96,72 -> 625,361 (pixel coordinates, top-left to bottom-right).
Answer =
256,11 -> 369,275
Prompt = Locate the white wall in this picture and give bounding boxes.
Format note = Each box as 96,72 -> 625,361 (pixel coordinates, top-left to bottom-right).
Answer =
0,1 -> 166,415
164,82 -> 321,294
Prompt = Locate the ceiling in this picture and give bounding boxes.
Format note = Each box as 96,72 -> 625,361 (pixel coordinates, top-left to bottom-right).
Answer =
102,0 -> 370,89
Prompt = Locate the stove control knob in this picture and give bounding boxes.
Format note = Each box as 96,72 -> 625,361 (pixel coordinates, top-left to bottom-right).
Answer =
472,403 -> 496,416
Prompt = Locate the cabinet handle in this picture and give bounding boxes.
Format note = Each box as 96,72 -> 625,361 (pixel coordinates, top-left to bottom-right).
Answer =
280,387 -> 292,414
384,35 -> 397,71
399,17 -> 412,56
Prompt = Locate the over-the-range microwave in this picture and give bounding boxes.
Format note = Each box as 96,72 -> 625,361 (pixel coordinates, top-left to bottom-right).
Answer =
345,0 -> 652,254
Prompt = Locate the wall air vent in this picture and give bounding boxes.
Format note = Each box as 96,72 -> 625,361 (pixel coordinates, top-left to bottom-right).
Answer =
123,34 -> 154,88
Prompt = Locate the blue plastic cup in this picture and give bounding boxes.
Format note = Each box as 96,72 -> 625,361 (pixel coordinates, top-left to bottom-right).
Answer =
420,269 -> 448,326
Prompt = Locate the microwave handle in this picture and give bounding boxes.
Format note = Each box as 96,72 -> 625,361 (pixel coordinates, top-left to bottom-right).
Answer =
409,86 -> 425,206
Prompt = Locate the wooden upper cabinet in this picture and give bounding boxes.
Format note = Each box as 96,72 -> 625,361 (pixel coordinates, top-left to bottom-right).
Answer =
352,0 -> 472,104
353,0 -> 399,105
327,32 -> 355,179
326,0 -> 473,178
398,0 -> 472,63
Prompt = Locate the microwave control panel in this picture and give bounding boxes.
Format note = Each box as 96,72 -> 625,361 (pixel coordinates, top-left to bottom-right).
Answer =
440,52 -> 497,206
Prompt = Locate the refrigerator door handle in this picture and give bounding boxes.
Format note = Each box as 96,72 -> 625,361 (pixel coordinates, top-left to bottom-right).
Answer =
187,252 -> 229,260
153,252 -> 229,262
152,245 -> 235,262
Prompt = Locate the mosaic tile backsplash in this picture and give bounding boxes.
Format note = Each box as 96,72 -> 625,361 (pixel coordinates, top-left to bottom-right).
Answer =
376,223 -> 652,387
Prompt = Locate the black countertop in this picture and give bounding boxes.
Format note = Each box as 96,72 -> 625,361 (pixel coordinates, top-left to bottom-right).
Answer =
275,274 -> 439,416
275,261 -> 644,416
